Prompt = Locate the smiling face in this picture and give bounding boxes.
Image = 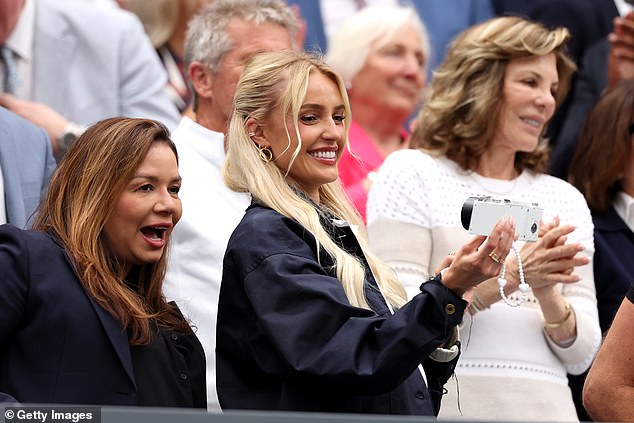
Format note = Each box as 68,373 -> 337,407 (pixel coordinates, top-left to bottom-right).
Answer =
256,70 -> 347,203
493,53 -> 558,153
349,24 -> 426,116
102,142 -> 182,273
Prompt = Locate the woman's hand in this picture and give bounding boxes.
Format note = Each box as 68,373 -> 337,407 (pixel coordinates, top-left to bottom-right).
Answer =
440,217 -> 516,297
507,217 -> 589,299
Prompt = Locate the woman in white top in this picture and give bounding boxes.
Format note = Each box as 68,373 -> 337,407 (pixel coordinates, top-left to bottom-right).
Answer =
367,16 -> 601,422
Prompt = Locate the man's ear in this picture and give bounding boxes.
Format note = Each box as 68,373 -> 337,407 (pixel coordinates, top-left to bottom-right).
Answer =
245,117 -> 267,146
189,61 -> 214,100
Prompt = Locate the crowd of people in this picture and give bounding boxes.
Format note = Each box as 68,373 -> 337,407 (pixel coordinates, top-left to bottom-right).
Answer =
2,0 -> 634,422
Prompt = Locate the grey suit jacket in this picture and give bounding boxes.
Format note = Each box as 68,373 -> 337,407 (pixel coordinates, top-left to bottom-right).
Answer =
31,0 -> 180,131
0,107 -> 56,228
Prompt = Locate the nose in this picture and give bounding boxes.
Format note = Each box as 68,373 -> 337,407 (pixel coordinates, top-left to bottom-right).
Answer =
153,189 -> 180,216
402,53 -> 425,85
322,118 -> 344,141
536,88 -> 556,114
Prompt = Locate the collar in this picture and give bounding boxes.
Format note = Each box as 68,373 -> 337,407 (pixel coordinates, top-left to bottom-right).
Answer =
613,191 -> 634,232
173,116 -> 226,167
614,0 -> 634,16
6,0 -> 33,62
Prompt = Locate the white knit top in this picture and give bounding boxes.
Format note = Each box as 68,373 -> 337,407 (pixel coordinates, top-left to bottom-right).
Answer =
367,150 -> 601,421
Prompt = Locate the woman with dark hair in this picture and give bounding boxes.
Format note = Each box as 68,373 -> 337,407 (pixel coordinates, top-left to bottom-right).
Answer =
569,78 -> 634,333
0,117 -> 206,407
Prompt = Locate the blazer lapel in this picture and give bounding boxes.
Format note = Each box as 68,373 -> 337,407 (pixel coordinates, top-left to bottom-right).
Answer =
59,247 -> 137,389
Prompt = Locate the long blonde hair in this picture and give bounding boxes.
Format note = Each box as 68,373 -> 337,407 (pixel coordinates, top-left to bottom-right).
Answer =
224,50 -> 406,310
411,16 -> 576,174
34,117 -> 189,345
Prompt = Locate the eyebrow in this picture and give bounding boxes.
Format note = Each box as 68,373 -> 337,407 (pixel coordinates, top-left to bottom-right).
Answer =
300,103 -> 346,111
132,174 -> 182,183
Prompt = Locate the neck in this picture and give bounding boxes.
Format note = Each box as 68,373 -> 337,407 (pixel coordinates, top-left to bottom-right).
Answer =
472,148 -> 519,180
349,98 -> 408,157
194,104 -> 227,134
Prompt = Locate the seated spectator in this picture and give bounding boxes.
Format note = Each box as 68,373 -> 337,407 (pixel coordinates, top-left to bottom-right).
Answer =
326,4 -> 428,220
0,0 -> 180,158
569,78 -> 634,333
0,117 -> 206,407
367,16 -> 601,421
0,106 -> 55,228
216,50 -> 516,416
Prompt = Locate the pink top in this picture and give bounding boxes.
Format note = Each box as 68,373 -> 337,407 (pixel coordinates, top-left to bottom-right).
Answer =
338,119 -> 408,221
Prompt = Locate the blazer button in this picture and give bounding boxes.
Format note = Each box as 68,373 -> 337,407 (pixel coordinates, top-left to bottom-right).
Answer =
180,373 -> 188,381
445,303 -> 456,315
171,334 -> 179,341
415,391 -> 425,400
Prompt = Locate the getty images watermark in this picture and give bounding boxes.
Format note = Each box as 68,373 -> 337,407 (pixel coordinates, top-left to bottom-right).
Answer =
3,407 -> 100,423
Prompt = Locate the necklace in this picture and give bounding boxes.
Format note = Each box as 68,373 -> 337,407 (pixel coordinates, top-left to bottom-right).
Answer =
468,171 -> 522,196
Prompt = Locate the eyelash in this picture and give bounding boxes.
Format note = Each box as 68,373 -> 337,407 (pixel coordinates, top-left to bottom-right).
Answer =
300,114 -> 346,124
136,184 -> 181,195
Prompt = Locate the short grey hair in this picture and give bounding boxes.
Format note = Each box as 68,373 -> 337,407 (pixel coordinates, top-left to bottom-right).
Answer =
326,5 -> 430,83
184,0 -> 299,72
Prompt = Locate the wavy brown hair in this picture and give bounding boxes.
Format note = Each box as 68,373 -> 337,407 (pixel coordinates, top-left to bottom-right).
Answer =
569,79 -> 634,212
34,117 -> 189,345
410,16 -> 576,174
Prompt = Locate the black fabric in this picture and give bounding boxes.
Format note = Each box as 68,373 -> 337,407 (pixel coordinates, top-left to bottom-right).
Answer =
130,309 -> 206,408
216,204 -> 466,415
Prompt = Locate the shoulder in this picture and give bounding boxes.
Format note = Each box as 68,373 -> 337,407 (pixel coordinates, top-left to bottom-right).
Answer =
0,226 -> 60,258
531,173 -> 589,208
228,205 -> 317,259
38,0 -> 145,35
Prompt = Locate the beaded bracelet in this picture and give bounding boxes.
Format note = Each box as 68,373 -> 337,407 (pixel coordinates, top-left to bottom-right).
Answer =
543,303 -> 573,329
497,245 -> 530,307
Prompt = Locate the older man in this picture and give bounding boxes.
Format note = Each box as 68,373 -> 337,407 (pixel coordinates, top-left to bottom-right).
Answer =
162,0 -> 298,411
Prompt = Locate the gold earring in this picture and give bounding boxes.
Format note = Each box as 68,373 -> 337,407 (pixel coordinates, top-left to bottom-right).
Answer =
258,144 -> 273,162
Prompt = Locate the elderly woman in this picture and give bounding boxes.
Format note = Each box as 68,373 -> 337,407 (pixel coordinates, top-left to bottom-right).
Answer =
367,16 -> 601,421
326,5 -> 429,220
214,50 -> 516,416
0,118 -> 206,407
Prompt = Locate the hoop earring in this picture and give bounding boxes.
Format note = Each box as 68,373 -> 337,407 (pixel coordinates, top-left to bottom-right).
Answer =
258,144 -> 273,162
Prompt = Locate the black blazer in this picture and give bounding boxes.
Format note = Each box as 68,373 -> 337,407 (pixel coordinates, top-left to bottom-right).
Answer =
216,204 -> 465,415
0,224 -> 203,405
593,206 -> 634,333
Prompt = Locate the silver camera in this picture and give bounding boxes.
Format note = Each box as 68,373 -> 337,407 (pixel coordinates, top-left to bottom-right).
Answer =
461,196 -> 542,242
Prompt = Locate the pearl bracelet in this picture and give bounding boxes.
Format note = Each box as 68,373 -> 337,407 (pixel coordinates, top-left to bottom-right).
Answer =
543,303 -> 573,329
497,245 -> 529,307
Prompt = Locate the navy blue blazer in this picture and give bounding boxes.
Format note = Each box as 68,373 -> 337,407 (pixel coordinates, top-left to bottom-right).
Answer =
593,207 -> 634,333
216,204 -> 465,415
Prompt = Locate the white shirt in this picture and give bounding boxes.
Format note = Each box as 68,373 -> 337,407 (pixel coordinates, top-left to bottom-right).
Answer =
614,191 -> 634,232
367,150 -> 601,421
615,0 -> 634,16
163,117 -> 250,411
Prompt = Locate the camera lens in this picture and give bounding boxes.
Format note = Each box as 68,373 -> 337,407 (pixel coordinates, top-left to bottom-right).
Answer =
461,197 -> 477,230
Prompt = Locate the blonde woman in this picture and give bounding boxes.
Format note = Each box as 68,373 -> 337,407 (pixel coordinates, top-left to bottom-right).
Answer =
367,16 -> 601,421
216,50 -> 516,415
0,118 -> 205,406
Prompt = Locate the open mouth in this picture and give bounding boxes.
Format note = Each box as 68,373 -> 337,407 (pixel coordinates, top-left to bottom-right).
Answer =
140,226 -> 167,242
